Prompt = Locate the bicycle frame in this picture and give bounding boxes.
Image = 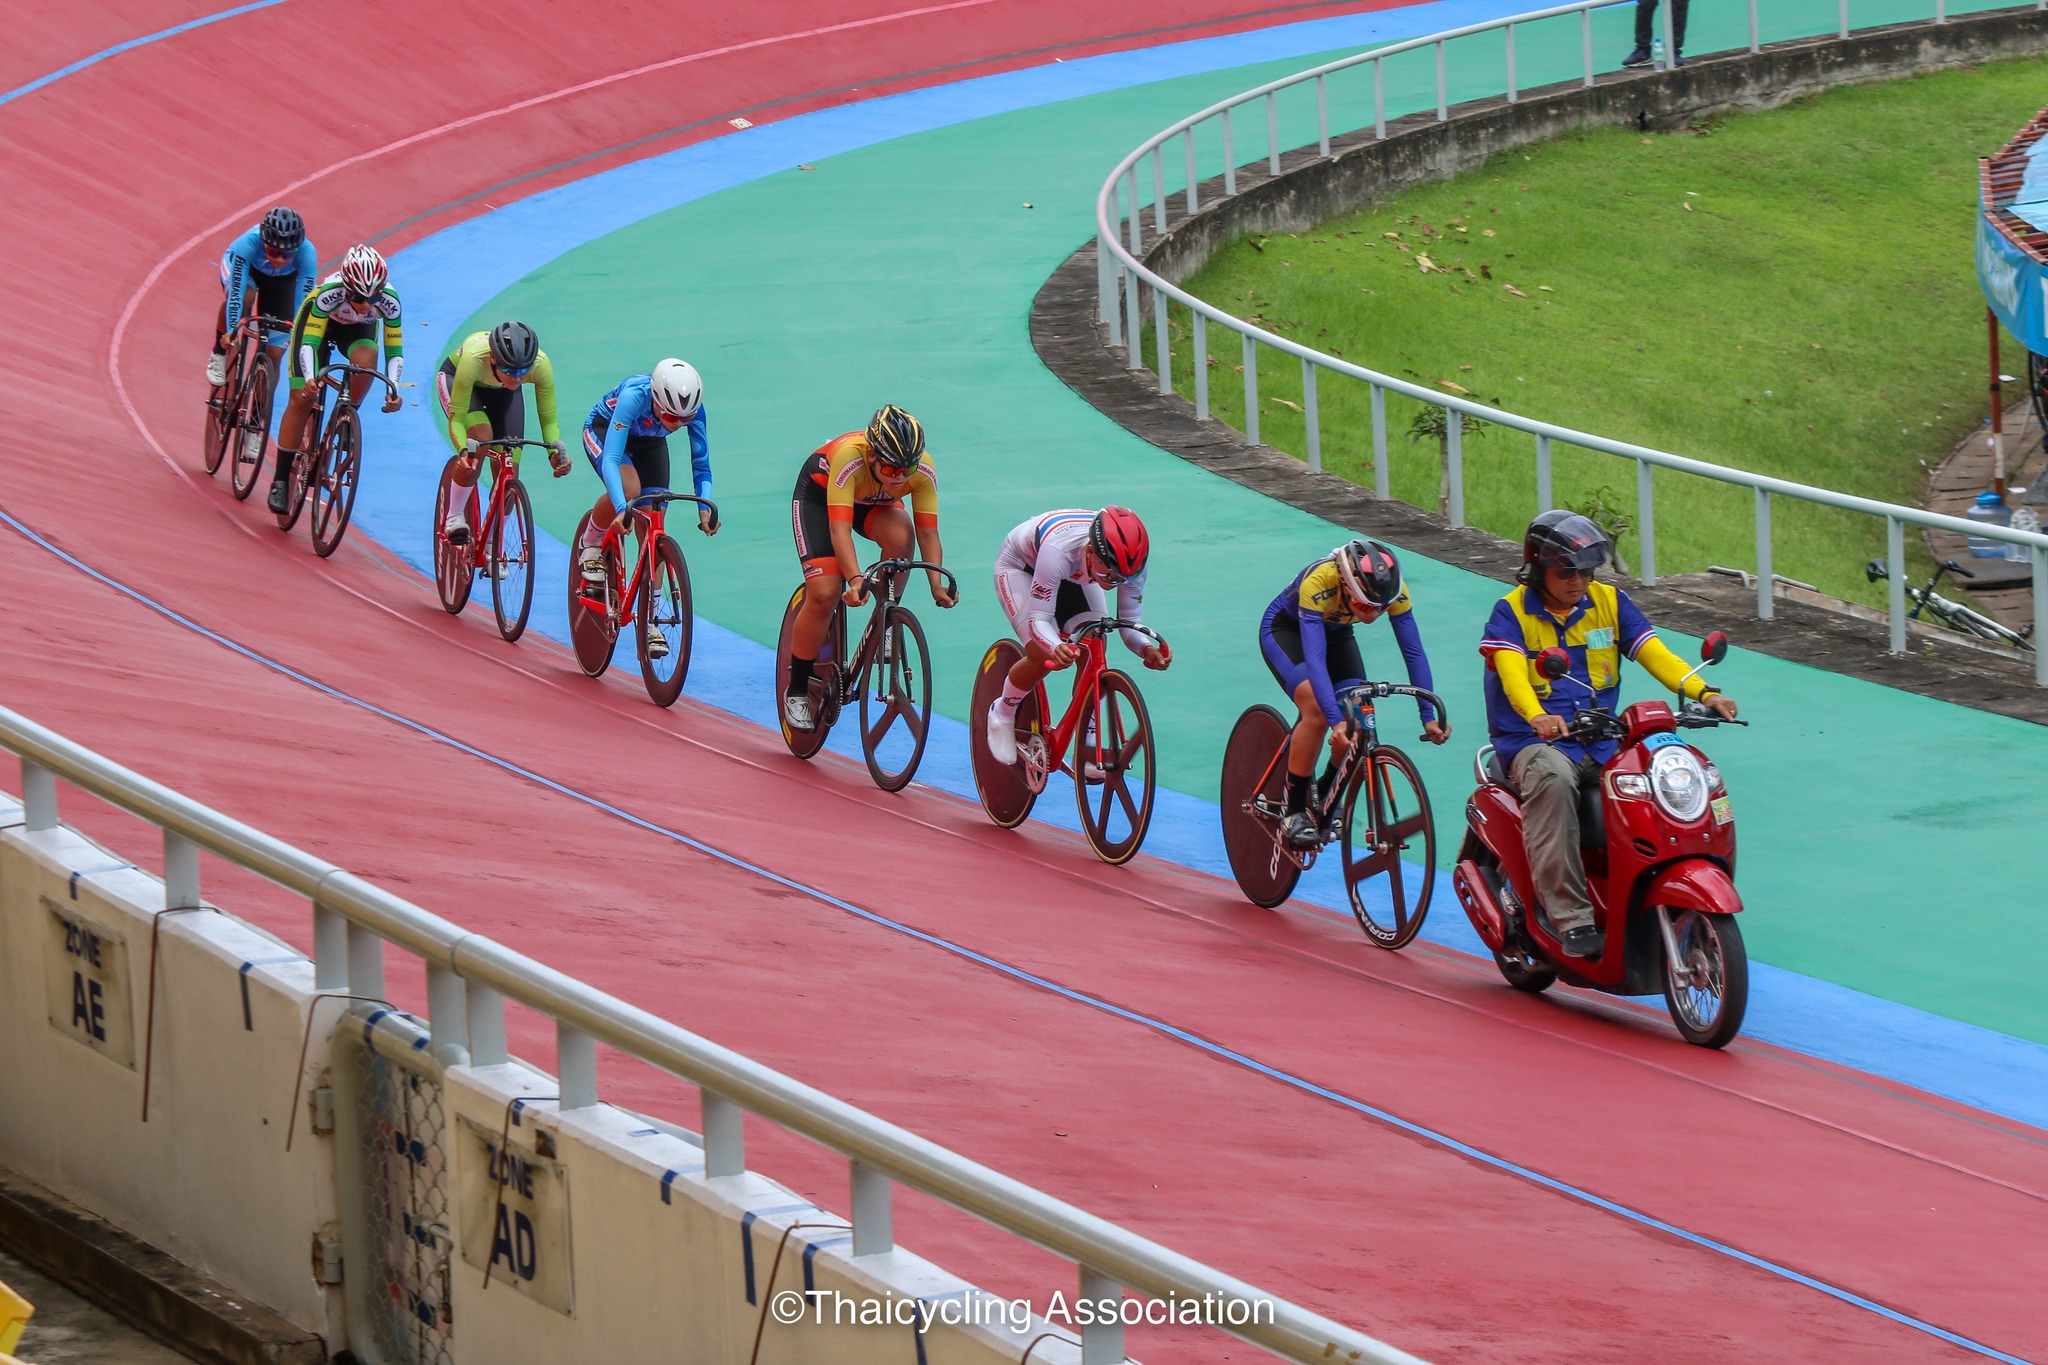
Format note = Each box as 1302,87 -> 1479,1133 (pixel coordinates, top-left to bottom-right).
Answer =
1031,618 -> 1160,781
454,439 -> 548,571
577,491 -> 715,628
1244,684 -> 1442,853
833,557 -> 957,702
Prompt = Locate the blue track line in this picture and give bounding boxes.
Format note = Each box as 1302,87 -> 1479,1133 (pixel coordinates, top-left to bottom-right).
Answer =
0,500 -> 2032,1365
0,1 -> 295,108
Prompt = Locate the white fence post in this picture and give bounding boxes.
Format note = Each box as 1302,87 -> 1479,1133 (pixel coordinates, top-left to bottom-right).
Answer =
1374,59 -> 1386,138
1754,489 -> 1774,621
1583,9 -> 1595,86
1155,292 -> 1172,395
851,1161 -> 893,1255
1447,409 -> 1465,527
428,965 -> 469,1066
314,907 -> 348,990
2035,546 -> 2048,685
1303,360 -> 1321,472
164,832 -> 199,911
702,1091 -> 745,1177
1750,0 -> 1762,47
1151,147 -> 1167,233
558,1023 -> 598,1109
1080,1266 -> 1127,1364
1535,433 -> 1553,512
1266,92 -> 1280,173
347,922 -> 385,1001
1506,24 -> 1518,102
1371,384 -> 1390,499
1243,335 -> 1260,445
467,984 -> 509,1066
1184,130 -> 1199,213
21,760 -> 55,831
1436,41 -> 1448,119
1193,313 -> 1210,419
1887,517 -> 1907,653
1637,459 -> 1657,585
1223,106 -> 1236,194
1317,74 -> 1331,157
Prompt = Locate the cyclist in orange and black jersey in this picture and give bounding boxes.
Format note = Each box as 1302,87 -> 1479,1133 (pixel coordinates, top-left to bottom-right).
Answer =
783,405 -> 956,731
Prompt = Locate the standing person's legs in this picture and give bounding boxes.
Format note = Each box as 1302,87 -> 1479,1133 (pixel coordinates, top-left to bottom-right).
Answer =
1670,0 -> 1688,56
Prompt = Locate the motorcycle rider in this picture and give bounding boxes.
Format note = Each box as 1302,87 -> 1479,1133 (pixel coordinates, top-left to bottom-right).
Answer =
1478,511 -> 1739,958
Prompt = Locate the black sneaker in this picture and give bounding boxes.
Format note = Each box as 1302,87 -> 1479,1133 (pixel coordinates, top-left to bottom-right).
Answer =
1621,46 -> 1652,67
1673,52 -> 1687,67
1559,924 -> 1604,959
267,479 -> 289,515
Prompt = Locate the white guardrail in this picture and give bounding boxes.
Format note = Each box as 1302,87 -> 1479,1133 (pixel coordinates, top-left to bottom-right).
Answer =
0,703 -> 1428,1365
1094,0 -> 2048,684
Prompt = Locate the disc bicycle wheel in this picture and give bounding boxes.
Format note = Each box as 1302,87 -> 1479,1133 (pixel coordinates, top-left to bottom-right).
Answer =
490,478 -> 535,642
636,534 -> 692,707
309,407 -> 360,557
1075,669 -> 1156,865
969,639 -> 1039,829
857,605 -> 933,792
1340,744 -> 1436,948
432,457 -> 475,614
567,511 -> 618,679
1220,705 -> 1300,908
776,586 -> 843,759
229,357 -> 271,501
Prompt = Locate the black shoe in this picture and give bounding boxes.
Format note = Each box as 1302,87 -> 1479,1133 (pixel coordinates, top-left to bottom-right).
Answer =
1281,811 -> 1322,850
1559,924 -> 1604,959
1621,46 -> 1652,67
266,479 -> 289,515
1673,52 -> 1687,67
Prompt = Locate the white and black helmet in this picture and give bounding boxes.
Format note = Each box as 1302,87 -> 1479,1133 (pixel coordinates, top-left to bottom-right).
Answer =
649,358 -> 703,420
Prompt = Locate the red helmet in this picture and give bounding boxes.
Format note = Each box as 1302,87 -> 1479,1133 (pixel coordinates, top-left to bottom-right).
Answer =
1089,506 -> 1148,582
340,243 -> 387,300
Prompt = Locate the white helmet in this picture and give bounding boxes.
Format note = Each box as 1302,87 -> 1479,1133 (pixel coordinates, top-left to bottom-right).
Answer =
648,359 -> 702,420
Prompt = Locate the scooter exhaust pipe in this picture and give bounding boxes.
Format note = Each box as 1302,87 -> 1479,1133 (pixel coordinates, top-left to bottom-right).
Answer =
1453,859 -> 1508,951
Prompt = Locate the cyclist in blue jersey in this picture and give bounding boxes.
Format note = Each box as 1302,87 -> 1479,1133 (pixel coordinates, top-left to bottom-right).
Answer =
1260,538 -> 1448,847
577,359 -> 716,581
209,208 -> 316,395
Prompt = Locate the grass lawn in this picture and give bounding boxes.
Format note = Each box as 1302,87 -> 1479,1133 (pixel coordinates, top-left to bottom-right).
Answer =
1156,56 -> 2048,603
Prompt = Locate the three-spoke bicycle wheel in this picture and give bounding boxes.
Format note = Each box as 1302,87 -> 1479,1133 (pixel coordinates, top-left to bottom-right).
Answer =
858,606 -> 933,792
637,534 -> 693,706
229,359 -> 272,501
1075,669 -> 1156,865
309,408 -> 359,557
490,478 -> 535,642
568,511 -> 618,679
1340,745 -> 1435,948
1220,705 -> 1300,908
969,639 -> 1039,829
776,587 -> 842,759
432,458 -> 475,614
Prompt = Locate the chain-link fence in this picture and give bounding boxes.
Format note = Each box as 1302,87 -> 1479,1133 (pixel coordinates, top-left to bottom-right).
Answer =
335,1015 -> 455,1365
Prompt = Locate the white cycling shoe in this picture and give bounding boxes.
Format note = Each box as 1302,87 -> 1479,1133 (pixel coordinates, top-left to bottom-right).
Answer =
985,700 -> 1019,766
783,693 -> 817,733
241,430 -> 265,461
578,546 -> 608,583
645,630 -> 670,660
442,512 -> 471,546
206,353 -> 228,387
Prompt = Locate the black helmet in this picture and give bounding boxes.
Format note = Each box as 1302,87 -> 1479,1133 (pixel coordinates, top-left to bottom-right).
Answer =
260,206 -> 304,253
488,320 -> 539,371
865,405 -> 925,470
1522,510 -> 1610,581
1333,538 -> 1402,612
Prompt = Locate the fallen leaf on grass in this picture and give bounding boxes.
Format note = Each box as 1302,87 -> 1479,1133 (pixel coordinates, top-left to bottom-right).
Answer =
1504,284 -> 1529,297
1537,285 -> 1554,292
1436,379 -> 1472,394
1459,364 -> 1474,371
1682,202 -> 1692,212
1415,253 -> 1441,273
1479,264 -> 1493,279
1482,229 -> 1497,237
1269,397 -> 1304,411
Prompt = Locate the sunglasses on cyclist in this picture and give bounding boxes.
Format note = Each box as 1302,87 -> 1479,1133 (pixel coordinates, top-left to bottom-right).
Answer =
496,363 -> 532,380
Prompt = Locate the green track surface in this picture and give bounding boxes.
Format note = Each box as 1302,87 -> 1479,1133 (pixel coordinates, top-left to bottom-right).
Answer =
459,27 -> 2046,1043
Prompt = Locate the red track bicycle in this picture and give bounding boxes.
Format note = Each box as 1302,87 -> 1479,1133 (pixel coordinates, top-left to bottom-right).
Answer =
569,490 -> 718,707
432,438 -> 549,642
969,617 -> 1164,865
203,313 -> 291,501
273,363 -> 394,558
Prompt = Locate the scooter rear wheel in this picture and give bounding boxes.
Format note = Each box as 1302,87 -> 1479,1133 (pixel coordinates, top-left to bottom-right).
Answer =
1492,946 -> 1556,993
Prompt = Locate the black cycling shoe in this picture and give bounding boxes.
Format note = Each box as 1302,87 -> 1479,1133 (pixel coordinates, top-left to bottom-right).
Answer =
1558,924 -> 1604,959
1281,810 -> 1323,850
266,479 -> 289,515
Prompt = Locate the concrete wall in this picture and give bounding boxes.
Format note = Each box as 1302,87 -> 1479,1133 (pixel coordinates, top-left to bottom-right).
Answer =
0,792 -> 1086,1364
1143,10 -> 2048,287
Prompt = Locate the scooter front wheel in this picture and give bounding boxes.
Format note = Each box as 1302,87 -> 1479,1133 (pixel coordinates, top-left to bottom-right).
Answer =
1661,909 -> 1747,1048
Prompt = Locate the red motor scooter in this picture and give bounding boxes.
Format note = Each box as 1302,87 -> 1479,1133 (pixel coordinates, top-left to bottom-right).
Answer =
1451,632 -> 1750,1047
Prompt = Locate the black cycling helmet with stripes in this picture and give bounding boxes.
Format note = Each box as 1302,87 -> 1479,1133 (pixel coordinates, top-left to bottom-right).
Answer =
259,206 -> 304,253
487,320 -> 539,372
865,405 -> 926,470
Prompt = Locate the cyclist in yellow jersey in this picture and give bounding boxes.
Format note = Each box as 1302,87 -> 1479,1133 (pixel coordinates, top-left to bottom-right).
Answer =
783,405 -> 956,731
436,320 -> 569,543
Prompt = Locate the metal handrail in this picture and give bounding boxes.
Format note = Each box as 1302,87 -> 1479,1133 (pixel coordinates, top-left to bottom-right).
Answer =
0,702 -> 1426,1365
1093,0 -> 2048,685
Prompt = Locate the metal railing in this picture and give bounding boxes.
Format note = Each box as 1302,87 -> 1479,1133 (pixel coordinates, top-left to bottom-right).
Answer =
0,703 -> 1427,1365
1094,0 -> 2048,685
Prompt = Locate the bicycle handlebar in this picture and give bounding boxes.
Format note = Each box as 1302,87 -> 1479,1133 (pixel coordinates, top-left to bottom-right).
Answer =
1071,617 -> 1164,649
474,438 -> 556,453
624,490 -> 721,532
1340,682 -> 1447,728
862,558 -> 959,596
310,363 -> 399,397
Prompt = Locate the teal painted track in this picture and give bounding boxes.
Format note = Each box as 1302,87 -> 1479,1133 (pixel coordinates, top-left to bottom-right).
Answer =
363,0 -> 2046,1089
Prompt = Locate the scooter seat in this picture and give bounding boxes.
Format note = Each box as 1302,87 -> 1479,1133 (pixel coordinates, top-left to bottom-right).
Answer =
1479,747 -> 1507,786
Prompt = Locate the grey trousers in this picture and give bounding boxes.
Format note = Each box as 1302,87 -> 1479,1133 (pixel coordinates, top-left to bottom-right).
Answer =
1508,744 -> 1601,932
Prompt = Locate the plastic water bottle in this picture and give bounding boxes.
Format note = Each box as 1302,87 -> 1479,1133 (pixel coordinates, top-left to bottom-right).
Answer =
1652,37 -> 1666,71
2008,505 -> 2040,562
1966,490 -> 2010,557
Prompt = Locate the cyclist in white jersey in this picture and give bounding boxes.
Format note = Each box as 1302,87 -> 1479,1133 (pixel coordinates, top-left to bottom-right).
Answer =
987,506 -> 1171,764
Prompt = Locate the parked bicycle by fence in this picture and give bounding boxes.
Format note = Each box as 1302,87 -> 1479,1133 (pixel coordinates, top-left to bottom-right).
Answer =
569,490 -> 719,706
1865,557 -> 2034,652
1221,682 -> 1443,946
274,363 -> 395,557
776,557 -> 959,791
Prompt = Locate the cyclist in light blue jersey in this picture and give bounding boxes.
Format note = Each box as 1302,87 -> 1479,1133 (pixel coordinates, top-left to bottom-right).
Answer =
210,207 -> 316,389
576,359 -> 716,580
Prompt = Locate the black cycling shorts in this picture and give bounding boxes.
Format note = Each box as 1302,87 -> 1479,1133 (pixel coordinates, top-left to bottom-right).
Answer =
582,420 -> 669,490
438,357 -> 525,441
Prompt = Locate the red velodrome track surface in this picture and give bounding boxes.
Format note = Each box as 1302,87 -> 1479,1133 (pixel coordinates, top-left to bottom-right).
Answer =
4,3 -> 2045,1361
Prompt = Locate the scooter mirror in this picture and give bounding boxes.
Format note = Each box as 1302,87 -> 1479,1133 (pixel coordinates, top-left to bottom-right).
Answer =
1537,647 -> 1572,680
1701,631 -> 1728,666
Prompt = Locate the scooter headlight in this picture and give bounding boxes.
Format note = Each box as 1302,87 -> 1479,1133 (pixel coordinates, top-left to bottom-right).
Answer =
1648,746 -> 1710,823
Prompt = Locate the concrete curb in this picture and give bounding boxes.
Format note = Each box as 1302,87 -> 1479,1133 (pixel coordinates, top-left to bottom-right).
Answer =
0,1168 -> 323,1365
